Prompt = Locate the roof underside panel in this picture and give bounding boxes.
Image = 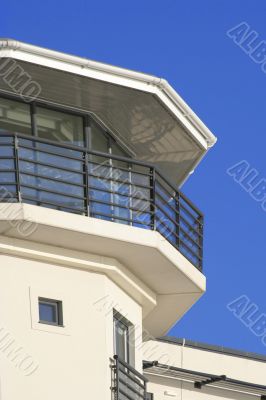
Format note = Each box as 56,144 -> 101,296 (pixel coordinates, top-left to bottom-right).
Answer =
0,60 -> 204,186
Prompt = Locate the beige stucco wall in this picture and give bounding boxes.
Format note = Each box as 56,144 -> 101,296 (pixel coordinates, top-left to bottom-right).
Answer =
0,252 -> 142,400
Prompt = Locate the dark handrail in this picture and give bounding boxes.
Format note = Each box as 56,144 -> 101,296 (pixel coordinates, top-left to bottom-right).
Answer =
0,132 -> 204,270
0,131 -> 203,216
112,355 -> 148,400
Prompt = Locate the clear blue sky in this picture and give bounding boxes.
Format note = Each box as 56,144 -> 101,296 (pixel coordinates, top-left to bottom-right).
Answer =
2,0 -> 266,355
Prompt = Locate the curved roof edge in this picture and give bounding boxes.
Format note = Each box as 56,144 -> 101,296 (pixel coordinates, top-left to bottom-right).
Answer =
0,38 -> 217,150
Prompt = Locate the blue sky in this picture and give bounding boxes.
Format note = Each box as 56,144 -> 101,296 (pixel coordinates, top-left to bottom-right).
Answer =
2,0 -> 266,355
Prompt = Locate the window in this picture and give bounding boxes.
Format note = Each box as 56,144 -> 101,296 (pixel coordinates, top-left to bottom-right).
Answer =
0,94 -> 130,155
36,106 -> 84,147
0,97 -> 32,136
113,313 -> 130,364
91,119 -> 109,153
38,297 -> 63,326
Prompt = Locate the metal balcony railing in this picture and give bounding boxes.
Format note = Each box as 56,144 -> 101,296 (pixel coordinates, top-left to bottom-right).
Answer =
112,355 -> 148,400
0,132 -> 204,270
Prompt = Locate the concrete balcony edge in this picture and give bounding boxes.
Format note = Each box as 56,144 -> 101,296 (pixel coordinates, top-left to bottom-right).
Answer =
0,203 -> 206,336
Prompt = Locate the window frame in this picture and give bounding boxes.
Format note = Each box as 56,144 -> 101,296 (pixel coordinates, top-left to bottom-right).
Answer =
113,312 -> 131,364
0,91 -> 131,157
38,297 -> 64,327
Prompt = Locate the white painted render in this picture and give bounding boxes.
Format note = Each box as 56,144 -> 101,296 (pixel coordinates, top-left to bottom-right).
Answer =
0,203 -> 206,337
0,252 -> 143,399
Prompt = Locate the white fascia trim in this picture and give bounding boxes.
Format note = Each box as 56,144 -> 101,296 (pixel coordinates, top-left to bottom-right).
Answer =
0,39 -> 217,149
0,234 -> 157,314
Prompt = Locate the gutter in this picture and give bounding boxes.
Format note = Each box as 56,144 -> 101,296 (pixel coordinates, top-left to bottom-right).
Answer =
0,39 -> 217,149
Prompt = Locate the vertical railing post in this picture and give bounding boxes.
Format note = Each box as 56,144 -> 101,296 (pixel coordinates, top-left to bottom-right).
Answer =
199,214 -> 204,271
84,151 -> 89,216
114,355 -> 120,400
129,164 -> 133,226
176,191 -> 180,250
150,168 -> 156,231
14,134 -> 21,203
84,116 -> 91,217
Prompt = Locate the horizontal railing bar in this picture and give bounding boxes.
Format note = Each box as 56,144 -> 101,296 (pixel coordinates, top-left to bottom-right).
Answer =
155,195 -> 203,238
118,377 -> 145,397
0,182 -> 17,187
4,131 -> 86,153
155,213 -> 202,261
118,387 -> 140,400
19,142 -> 85,162
0,181 -> 17,186
0,132 -> 16,138
22,196 -> 86,214
178,236 -> 202,261
118,368 -> 146,390
0,143 -> 15,147
179,201 -> 203,225
156,211 -> 202,251
178,226 -> 202,249
155,179 -> 202,223
20,170 -> 85,188
19,157 -> 85,175
90,197 -> 153,214
88,159 -> 152,178
5,131 -> 152,168
155,212 -> 201,260
20,183 -> 86,200
155,201 -> 203,243
162,233 -> 201,267
88,172 -> 152,190
0,198 -> 18,203
90,211 -> 153,227
114,355 -> 149,382
89,184 -> 152,203
156,169 -> 203,217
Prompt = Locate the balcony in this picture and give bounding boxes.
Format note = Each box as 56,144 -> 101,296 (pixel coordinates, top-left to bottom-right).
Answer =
0,132 -> 203,270
112,355 -> 148,400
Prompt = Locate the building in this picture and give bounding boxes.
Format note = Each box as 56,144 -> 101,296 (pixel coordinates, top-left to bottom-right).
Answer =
143,338 -> 266,399
0,39 -> 264,399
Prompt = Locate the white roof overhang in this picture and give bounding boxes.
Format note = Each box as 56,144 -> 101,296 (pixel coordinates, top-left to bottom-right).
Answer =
0,39 -> 217,186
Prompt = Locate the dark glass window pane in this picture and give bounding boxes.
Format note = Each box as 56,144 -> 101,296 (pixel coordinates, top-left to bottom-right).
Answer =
91,120 -> 108,153
114,316 -> 129,363
0,97 -> 31,135
38,298 -> 63,326
36,107 -> 84,147
111,141 -> 128,157
39,302 -> 57,324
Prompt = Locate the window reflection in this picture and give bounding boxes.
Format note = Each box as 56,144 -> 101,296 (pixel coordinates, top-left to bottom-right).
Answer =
36,107 -> 84,147
0,97 -> 31,136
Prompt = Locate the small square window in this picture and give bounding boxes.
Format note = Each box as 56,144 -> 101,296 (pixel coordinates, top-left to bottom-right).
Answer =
38,298 -> 63,326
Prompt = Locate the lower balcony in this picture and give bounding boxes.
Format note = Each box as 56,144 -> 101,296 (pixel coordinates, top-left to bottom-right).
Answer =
0,132 -> 203,271
112,355 -> 148,400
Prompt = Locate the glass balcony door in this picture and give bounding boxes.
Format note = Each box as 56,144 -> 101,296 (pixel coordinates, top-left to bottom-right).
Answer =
113,315 -> 130,364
